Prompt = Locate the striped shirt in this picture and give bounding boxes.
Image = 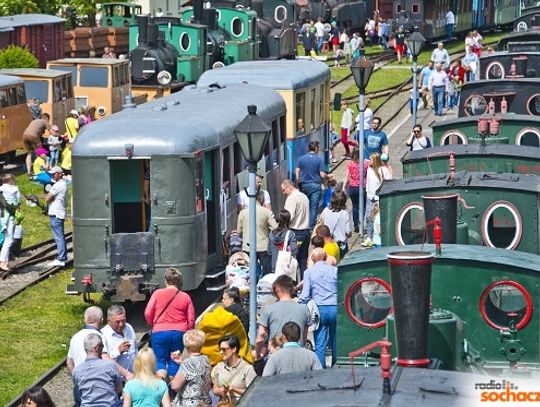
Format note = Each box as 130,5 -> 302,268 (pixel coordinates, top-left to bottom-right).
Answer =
73,357 -> 122,407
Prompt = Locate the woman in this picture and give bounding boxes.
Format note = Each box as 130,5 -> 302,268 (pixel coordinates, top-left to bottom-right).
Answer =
123,348 -> 171,407
269,209 -> 298,270
0,173 -> 20,272
170,329 -> 212,407
222,287 -> 249,334
342,147 -> 360,231
211,334 -> 256,403
21,387 -> 56,407
361,153 -> 391,248
144,268 -> 195,378
319,190 -> 352,258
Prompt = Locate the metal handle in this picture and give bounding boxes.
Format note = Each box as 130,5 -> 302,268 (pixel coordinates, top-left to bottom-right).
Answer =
105,193 -> 109,206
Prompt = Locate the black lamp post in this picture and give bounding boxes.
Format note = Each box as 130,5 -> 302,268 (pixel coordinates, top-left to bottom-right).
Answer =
408,27 -> 425,126
350,49 -> 374,238
233,104 -> 271,345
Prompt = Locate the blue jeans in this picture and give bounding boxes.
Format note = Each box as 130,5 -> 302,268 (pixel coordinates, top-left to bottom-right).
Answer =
301,182 -> 322,229
314,305 -> 337,368
50,216 -> 67,261
151,330 -> 184,376
348,186 -> 359,228
446,24 -> 453,39
291,228 -> 310,278
432,86 -> 445,115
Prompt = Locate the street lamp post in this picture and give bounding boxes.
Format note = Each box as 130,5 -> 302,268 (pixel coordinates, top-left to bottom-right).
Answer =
350,49 -> 374,238
234,105 -> 271,346
408,27 -> 426,127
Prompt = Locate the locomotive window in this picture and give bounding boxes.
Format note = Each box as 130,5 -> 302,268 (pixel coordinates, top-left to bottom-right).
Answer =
80,66 -> 108,87
275,5 -> 287,23
63,76 -> 73,98
49,65 -> 78,86
481,201 -> 522,250
24,81 -> 49,103
517,21 -> 528,31
222,146 -> 231,200
526,94 -> 540,115
396,5 -> 402,13
412,3 -> 420,13
464,95 -> 488,116
7,88 -> 17,106
440,130 -> 467,146
53,79 -> 62,102
233,142 -> 245,175
395,202 -> 425,245
113,66 -> 120,87
17,85 -> 26,104
516,128 -> 540,147
216,9 -> 221,21
279,115 -> 286,162
0,90 -> 7,108
231,17 -> 243,38
295,92 -> 306,135
345,278 -> 392,328
179,32 -> 191,52
310,88 -> 316,131
485,62 -> 505,80
272,120 -> 279,167
480,281 -> 533,330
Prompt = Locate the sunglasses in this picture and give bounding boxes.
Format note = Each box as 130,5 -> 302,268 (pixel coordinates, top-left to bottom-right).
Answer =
413,130 -> 421,133
219,346 -> 231,352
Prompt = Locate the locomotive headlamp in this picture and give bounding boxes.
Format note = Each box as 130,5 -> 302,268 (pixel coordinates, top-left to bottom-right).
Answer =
234,105 -> 271,164
97,106 -> 106,116
407,26 -> 425,59
157,70 -> 172,85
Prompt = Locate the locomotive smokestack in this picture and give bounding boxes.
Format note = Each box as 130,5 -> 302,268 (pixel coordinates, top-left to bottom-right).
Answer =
136,15 -> 149,45
387,251 -> 434,368
238,0 -> 252,8
202,8 -> 218,31
422,193 -> 458,243
193,0 -> 204,24
148,22 -> 159,47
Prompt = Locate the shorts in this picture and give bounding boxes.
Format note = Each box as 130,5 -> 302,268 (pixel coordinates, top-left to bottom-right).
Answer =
23,133 -> 42,152
395,44 -> 404,54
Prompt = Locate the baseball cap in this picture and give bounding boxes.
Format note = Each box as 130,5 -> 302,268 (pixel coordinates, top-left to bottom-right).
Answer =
70,109 -> 79,116
49,166 -> 64,174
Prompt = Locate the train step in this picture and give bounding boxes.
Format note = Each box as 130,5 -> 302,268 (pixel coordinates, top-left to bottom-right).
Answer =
205,267 -> 227,291
65,283 -> 79,295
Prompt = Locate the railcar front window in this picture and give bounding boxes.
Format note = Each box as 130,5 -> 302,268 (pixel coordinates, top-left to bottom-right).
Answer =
0,90 -> 8,107
49,65 -> 78,86
17,85 -> 26,104
80,66 -> 109,88
295,92 -> 306,135
24,81 -> 49,103
272,120 -> 279,167
7,88 -> 17,106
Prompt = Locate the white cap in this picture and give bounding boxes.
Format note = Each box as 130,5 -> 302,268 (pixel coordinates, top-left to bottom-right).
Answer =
70,109 -> 79,116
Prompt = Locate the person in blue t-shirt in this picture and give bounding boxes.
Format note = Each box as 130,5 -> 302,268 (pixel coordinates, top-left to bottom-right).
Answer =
420,60 -> 434,110
295,141 -> 327,228
363,117 -> 389,160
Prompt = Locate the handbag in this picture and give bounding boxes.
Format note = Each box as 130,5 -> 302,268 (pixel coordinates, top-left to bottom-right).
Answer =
146,288 -> 180,347
275,231 -> 298,281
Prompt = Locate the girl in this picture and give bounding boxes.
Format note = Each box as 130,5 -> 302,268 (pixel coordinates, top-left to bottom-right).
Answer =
269,210 -> 298,272
47,125 -> 62,167
320,190 -> 352,258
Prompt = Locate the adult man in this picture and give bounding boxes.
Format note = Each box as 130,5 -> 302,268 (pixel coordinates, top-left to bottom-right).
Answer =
72,333 -> 123,407
420,60 -> 434,110
363,116 -> 389,159
255,275 -> 311,360
296,141 -> 327,229
101,305 -> 137,373
45,166 -> 68,267
428,63 -> 449,116
463,45 -> 480,82
262,321 -> 321,376
300,248 -> 338,368
339,102 -> 356,158
394,26 -> 406,64
302,26 -> 317,56
237,174 -> 271,212
281,180 -> 310,274
67,306 -> 109,374
355,98 -> 373,134
237,190 -> 277,276
22,115 -> 51,176
445,8 -> 455,40
431,42 -> 450,69
405,124 -> 432,151
314,17 -> 325,54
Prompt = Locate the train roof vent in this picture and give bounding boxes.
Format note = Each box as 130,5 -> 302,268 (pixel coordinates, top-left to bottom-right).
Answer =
476,173 -> 520,182
152,104 -> 168,112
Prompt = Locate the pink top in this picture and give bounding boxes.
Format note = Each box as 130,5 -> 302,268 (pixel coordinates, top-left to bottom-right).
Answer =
144,287 -> 195,333
346,161 -> 360,187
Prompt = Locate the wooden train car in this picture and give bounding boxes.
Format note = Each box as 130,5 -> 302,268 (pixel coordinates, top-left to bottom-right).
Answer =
431,114 -> 540,146
480,51 -> 540,80
401,144 -> 540,177
197,60 -> 331,179
337,244 -> 540,374
0,14 -> 65,68
70,83 -> 287,302
0,68 -> 75,134
458,78 -> 540,117
378,171 -> 539,254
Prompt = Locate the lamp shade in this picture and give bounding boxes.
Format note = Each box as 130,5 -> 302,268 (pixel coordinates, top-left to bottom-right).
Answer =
350,49 -> 374,91
408,27 -> 425,58
234,105 -> 271,164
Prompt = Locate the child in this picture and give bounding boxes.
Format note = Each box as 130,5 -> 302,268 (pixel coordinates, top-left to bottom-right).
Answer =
334,48 -> 343,68
380,153 -> 393,179
372,202 -> 381,248
32,147 -> 49,176
329,122 -> 340,164
47,125 -> 62,167
321,177 -> 337,209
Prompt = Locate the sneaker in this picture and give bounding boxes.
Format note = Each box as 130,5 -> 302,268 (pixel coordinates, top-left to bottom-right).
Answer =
49,259 -> 66,267
331,158 -> 338,163
361,238 -> 373,247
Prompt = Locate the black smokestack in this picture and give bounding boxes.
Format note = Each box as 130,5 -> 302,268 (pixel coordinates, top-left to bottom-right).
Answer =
136,15 -> 149,45
422,193 -> 458,243
202,8 -> 217,31
193,0 -> 203,23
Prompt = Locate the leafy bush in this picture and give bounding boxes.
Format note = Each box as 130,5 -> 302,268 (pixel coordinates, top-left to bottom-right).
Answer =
0,45 -> 38,68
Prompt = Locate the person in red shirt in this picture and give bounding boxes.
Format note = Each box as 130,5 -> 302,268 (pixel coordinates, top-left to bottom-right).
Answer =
144,268 -> 195,379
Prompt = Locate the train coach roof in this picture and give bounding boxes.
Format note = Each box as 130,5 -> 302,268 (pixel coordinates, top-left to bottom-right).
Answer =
0,74 -> 24,87
0,14 -> 65,28
73,83 -> 285,157
339,244 -> 540,274
379,171 -> 540,195
461,77 -> 540,90
48,58 -> 128,66
0,68 -> 71,79
197,60 -> 330,90
402,143 -> 540,162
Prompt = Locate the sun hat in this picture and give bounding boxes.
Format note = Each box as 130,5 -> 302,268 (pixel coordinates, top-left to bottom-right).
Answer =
70,109 -> 79,116
49,166 -> 64,174
35,147 -> 48,156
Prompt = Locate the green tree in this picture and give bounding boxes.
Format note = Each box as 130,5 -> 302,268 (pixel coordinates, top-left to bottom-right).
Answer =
0,45 -> 39,68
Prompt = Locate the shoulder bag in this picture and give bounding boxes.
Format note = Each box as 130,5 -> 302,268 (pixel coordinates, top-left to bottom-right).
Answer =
275,231 -> 298,281
147,288 -> 180,348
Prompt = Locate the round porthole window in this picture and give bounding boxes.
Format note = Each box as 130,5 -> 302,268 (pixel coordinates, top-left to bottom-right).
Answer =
480,281 -> 532,330
231,17 -> 244,37
516,127 -> 540,147
527,94 -> 540,115
485,61 -> 505,80
464,94 -> 488,116
395,202 -> 425,246
481,201 -> 522,250
516,21 -> 529,31
274,5 -> 287,23
179,32 -> 191,52
345,278 -> 392,328
440,130 -> 467,146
